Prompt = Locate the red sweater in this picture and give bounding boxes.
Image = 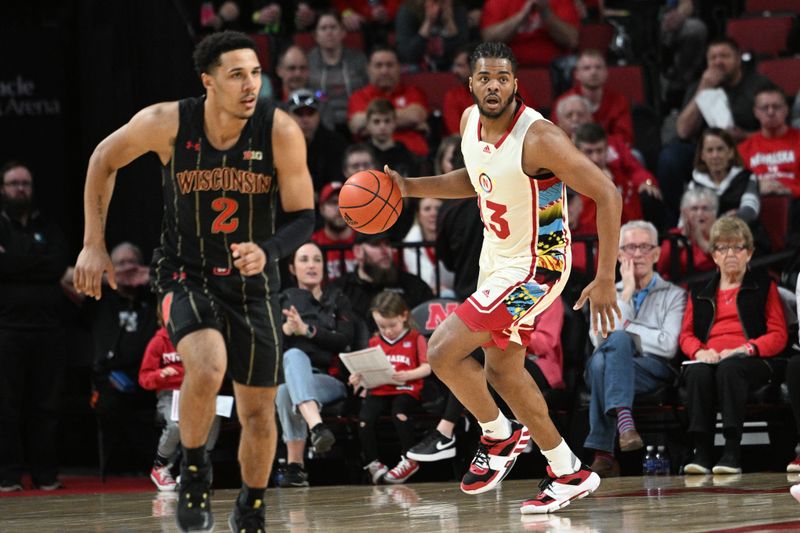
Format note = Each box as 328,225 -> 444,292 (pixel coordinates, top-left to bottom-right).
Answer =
480,0 -> 579,67
657,228 -> 716,281
738,128 -> 800,198
553,86 -> 634,144
369,328 -> 428,399
138,327 -> 184,392
311,228 -> 356,281
348,83 -> 430,156
679,283 -> 787,358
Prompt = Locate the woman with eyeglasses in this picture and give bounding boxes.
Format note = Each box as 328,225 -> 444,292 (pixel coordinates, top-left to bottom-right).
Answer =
679,216 -> 788,475
657,187 -> 717,281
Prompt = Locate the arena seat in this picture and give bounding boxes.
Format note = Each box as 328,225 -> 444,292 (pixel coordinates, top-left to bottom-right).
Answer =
249,33 -> 271,72
726,16 -> 793,57
757,57 -> 800,98
759,193 -> 792,252
578,23 -> 614,53
745,0 -> 800,14
516,68 -> 553,111
400,72 -> 460,114
607,65 -> 646,106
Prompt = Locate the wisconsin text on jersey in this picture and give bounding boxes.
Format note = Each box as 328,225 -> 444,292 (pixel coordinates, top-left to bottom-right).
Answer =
175,167 -> 273,194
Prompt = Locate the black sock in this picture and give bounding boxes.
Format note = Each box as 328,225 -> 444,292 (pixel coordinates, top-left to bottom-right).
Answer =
692,432 -> 714,464
154,454 -> 170,468
183,444 -> 208,468
310,422 -> 323,432
722,429 -> 741,460
238,484 -> 266,508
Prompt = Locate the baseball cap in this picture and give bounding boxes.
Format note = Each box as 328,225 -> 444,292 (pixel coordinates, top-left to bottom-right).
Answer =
355,231 -> 392,244
288,88 -> 318,113
319,181 -> 342,204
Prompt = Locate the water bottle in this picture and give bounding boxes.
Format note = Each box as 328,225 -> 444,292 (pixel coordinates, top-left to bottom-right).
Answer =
642,445 -> 656,475
656,445 -> 671,475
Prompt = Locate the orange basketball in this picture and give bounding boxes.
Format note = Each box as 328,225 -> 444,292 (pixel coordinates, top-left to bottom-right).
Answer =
338,170 -> 403,234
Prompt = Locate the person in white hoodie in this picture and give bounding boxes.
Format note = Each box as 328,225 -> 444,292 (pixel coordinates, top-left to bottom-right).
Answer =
584,220 -> 687,477
687,127 -> 760,224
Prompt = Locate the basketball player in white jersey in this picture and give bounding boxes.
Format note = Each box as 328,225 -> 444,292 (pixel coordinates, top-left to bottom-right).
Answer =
385,42 -> 622,513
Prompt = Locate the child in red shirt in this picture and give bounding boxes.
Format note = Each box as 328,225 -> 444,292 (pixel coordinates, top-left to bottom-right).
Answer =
349,291 -> 431,484
139,325 -> 221,491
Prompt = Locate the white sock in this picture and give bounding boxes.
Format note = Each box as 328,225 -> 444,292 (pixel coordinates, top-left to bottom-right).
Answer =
541,439 -> 580,477
478,411 -> 511,440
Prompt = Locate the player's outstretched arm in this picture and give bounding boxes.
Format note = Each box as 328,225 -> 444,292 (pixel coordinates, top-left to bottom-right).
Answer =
75,102 -> 178,299
237,108 -> 315,276
522,120 -> 622,337
383,105 -> 476,199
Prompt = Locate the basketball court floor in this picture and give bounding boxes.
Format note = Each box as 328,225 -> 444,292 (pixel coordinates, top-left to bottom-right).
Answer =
2,473 -> 799,532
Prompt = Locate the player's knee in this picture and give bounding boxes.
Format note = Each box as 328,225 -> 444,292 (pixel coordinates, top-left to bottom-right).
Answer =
239,407 -> 275,436
187,363 -> 225,391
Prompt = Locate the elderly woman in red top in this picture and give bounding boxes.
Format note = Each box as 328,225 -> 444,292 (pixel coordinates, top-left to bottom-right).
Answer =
679,216 -> 787,475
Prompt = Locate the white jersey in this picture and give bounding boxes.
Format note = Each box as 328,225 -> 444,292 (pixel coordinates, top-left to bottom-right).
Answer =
461,103 -> 571,280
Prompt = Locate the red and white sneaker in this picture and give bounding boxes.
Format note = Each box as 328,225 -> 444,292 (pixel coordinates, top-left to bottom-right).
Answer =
384,456 -> 420,484
787,456 -> 800,473
150,465 -> 177,492
460,420 -> 530,495
520,464 -> 601,514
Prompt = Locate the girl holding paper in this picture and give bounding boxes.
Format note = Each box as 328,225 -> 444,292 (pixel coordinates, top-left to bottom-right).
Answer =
349,290 -> 431,485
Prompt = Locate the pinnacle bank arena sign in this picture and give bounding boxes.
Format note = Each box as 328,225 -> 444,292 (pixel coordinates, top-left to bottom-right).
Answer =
0,75 -> 61,117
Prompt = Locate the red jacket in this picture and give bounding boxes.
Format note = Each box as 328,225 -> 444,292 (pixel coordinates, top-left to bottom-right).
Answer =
138,327 -> 184,392
369,328 -> 428,399
480,0 -> 579,67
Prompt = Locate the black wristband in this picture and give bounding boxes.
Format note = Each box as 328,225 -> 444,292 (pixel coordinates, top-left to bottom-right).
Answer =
257,208 -> 314,263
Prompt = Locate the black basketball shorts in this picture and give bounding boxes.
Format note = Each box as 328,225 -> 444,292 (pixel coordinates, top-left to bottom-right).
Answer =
154,268 -> 283,387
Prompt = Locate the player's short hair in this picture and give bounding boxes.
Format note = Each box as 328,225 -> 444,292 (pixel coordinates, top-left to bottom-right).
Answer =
574,123 -> 607,146
193,31 -> 257,76
366,99 -> 396,120
469,42 -> 517,74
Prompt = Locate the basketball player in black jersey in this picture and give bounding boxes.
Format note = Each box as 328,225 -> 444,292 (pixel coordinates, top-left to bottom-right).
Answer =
74,32 -> 314,532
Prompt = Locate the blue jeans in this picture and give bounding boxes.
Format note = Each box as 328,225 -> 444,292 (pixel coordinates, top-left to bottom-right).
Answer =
276,348 -> 347,443
584,331 -> 674,453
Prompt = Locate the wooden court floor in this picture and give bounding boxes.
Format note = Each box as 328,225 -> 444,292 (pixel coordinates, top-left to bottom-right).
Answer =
2,473 -> 800,532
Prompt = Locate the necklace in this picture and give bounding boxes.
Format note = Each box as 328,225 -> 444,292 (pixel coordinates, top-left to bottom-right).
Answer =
720,288 -> 738,305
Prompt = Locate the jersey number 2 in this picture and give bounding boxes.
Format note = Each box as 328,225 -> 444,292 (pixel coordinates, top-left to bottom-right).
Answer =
211,197 -> 239,234
483,199 -> 510,239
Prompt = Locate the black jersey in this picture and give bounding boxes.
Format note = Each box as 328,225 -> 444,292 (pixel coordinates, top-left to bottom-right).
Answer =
153,96 -> 281,294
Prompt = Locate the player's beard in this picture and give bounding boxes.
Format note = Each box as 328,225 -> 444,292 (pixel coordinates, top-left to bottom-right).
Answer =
363,260 -> 398,285
474,91 -> 516,119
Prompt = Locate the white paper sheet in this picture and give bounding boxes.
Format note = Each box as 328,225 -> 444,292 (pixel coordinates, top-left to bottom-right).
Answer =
695,88 -> 734,129
339,345 -> 398,389
170,390 -> 234,421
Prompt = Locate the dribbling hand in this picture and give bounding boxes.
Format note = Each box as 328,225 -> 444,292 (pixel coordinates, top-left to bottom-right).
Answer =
384,165 -> 408,197
574,277 -> 622,338
74,244 -> 116,300
231,242 -> 266,276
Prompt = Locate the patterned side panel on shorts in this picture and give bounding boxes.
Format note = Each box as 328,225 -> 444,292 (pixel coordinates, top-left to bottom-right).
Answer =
504,282 -> 548,320
534,177 -> 567,281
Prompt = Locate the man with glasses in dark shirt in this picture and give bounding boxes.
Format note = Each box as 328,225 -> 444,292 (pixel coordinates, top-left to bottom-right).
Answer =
0,161 -> 69,492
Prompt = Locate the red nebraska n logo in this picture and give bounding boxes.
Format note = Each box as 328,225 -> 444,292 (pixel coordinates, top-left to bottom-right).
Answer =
425,302 -> 459,331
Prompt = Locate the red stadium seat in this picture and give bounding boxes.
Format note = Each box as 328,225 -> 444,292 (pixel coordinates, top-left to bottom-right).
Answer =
249,34 -> 271,72
400,72 -> 460,112
726,17 -> 793,57
606,65 -> 645,106
759,194 -> 791,251
578,23 -> 614,53
757,57 -> 800,97
516,68 -> 553,110
745,0 -> 800,14
293,32 -> 315,51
